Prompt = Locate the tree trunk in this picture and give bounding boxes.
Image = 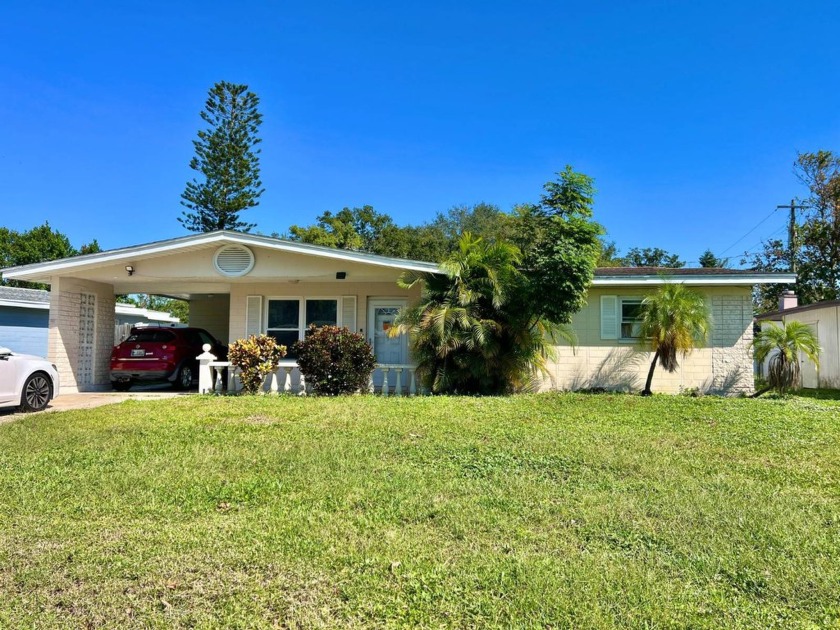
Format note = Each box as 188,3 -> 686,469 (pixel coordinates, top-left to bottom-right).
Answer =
751,385 -> 773,398
641,349 -> 660,396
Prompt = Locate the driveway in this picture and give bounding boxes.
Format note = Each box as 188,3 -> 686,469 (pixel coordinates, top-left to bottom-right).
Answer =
0,385 -> 189,424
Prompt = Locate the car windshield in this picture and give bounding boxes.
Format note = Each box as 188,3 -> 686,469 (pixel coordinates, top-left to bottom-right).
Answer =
126,330 -> 177,343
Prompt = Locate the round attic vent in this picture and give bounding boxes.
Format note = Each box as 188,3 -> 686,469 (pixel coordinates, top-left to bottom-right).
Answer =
213,244 -> 255,277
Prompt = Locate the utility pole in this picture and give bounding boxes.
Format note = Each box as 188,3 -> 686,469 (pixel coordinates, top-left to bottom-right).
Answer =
776,199 -> 809,274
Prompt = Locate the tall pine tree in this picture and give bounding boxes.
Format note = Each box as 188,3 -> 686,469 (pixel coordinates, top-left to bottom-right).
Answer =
179,81 -> 264,232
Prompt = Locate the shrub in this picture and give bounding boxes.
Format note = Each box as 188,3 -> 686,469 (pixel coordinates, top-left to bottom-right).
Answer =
228,334 -> 287,394
293,325 -> 376,395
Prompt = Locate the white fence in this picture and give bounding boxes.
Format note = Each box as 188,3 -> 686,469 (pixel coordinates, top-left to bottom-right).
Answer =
198,351 -> 421,396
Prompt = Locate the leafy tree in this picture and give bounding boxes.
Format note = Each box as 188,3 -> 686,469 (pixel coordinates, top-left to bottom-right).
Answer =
622,247 -> 685,268
748,150 -> 840,311
698,249 -> 729,268
638,283 -> 711,396
752,321 -> 820,395
288,211 -> 364,250
0,223 -> 100,289
180,81 -> 264,233
429,203 -> 515,247
509,166 -> 604,325
288,206 -> 396,252
597,239 -> 624,267
78,240 -> 102,255
373,224 -> 450,262
289,205 -> 450,262
393,234 -> 565,394
117,294 -> 190,323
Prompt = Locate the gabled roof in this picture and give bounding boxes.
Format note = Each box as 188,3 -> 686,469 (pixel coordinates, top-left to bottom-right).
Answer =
592,267 -> 795,286
0,231 -> 795,289
0,230 -> 443,284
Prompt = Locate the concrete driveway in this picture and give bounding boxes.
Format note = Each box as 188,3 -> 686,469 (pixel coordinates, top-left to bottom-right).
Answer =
0,385 -> 189,424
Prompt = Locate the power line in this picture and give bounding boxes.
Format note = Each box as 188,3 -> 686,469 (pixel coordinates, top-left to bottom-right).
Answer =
718,208 -> 779,256
740,225 -> 789,258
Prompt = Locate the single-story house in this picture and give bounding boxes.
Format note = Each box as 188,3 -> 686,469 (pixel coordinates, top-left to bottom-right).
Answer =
0,285 -> 181,357
757,291 -> 840,389
0,231 -> 793,395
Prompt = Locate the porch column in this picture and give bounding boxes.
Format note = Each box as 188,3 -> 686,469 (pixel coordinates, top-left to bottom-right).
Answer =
48,277 -> 116,393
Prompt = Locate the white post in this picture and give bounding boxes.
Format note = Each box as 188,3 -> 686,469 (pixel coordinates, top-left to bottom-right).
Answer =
269,369 -> 279,394
368,372 -> 375,394
213,366 -> 224,393
298,372 -> 307,396
394,368 -> 403,396
409,369 -> 417,396
197,344 -> 217,394
284,367 -> 293,393
381,368 -> 390,397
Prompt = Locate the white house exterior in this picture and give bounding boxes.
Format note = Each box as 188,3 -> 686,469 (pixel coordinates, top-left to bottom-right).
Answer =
1,231 -> 794,395
757,293 -> 840,390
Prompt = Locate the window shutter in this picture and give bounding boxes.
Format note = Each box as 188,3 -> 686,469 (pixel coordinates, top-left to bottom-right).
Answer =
245,295 -> 263,337
600,295 -> 619,340
341,296 -> 357,332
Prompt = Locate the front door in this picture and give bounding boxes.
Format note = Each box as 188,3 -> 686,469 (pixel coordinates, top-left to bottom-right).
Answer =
367,299 -> 408,366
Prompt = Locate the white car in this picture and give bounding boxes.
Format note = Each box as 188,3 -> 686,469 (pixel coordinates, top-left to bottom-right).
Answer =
0,347 -> 60,412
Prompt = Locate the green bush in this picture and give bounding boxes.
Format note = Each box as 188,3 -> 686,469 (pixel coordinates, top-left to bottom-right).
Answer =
228,334 -> 287,394
293,325 -> 376,395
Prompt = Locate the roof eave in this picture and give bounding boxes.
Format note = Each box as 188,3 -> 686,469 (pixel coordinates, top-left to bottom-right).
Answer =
1,230 -> 443,282
0,299 -> 50,310
592,273 -> 796,286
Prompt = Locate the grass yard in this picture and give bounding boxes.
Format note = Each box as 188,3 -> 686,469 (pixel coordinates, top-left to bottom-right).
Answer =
1,393 -> 839,628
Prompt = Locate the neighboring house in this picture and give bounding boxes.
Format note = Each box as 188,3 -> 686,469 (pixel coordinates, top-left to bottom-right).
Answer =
0,285 -> 180,357
0,287 -> 50,356
113,302 -> 182,343
757,291 -> 840,389
0,231 -> 793,394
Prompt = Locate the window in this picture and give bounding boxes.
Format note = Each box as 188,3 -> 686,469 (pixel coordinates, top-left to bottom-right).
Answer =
267,299 -> 300,354
126,330 -> 176,343
620,299 -> 643,340
305,299 -> 338,329
266,298 -> 338,357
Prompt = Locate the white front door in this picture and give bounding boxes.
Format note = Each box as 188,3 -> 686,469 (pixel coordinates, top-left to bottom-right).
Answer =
367,299 -> 408,365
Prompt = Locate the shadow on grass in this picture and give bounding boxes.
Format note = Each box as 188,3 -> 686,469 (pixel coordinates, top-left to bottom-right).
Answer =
796,388 -> 840,401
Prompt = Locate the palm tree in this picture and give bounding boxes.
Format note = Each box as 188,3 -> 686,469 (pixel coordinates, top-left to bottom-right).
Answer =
639,283 -> 711,396
752,321 -> 820,395
392,233 -> 571,394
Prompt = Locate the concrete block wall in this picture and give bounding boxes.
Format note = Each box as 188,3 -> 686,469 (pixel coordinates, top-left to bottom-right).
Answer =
709,294 -> 754,395
546,287 -> 756,396
48,277 -> 116,393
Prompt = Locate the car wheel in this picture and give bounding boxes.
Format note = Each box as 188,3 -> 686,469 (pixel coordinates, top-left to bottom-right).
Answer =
112,380 -> 132,392
20,372 -> 52,412
176,364 -> 193,390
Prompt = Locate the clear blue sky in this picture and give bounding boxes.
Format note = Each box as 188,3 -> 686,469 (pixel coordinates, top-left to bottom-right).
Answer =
2,1 -> 839,266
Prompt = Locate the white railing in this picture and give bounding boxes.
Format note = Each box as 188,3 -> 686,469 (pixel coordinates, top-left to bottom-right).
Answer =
197,347 -> 421,396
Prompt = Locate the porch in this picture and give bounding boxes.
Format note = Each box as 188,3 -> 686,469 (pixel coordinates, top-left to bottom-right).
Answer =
200,355 -> 422,396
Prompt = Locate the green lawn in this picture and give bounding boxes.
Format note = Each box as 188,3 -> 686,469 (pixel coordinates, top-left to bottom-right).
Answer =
1,393 -> 839,628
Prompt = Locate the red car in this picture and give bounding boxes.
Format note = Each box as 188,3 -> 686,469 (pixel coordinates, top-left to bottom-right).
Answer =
110,326 -> 227,391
